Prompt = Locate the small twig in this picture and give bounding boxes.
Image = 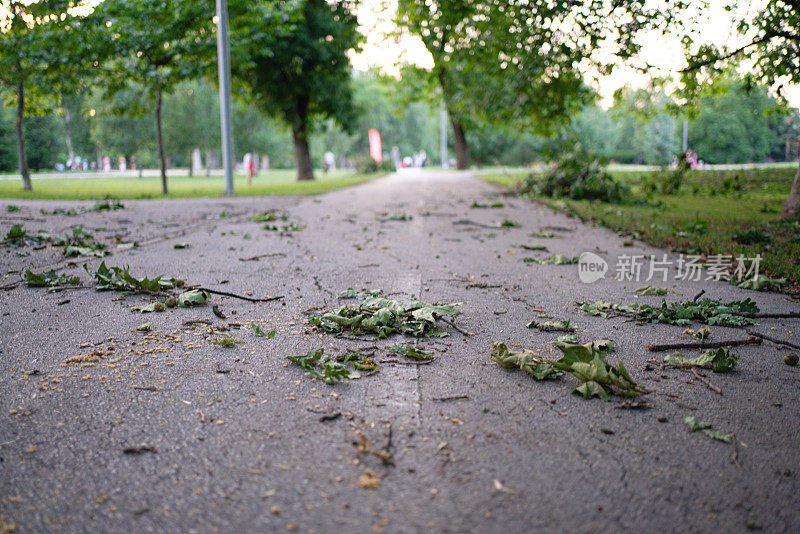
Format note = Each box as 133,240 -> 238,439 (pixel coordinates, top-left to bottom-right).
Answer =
745,330 -> 800,350
693,289 -> 706,302
731,434 -> 741,468
736,312 -> 800,319
196,287 -> 284,303
238,253 -> 286,261
689,368 -> 722,395
385,358 -> 435,365
183,319 -> 212,326
432,395 -> 471,402
440,317 -> 474,336
647,337 -> 761,352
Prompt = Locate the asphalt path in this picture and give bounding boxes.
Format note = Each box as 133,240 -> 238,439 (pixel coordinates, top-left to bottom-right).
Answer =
1,169 -> 798,533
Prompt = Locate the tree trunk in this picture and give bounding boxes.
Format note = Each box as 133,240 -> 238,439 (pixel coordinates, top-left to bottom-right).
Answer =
449,112 -> 470,170
188,151 -> 194,177
779,161 -> 800,220
292,126 -> 314,181
14,82 -> 31,191
155,87 -> 168,194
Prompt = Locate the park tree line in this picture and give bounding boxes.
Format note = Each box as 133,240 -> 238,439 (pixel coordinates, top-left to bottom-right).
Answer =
1,0 -> 800,218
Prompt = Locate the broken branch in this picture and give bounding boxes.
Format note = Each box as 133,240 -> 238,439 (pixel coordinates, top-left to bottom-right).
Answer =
647,337 -> 761,352
195,287 -> 284,303
745,330 -> 800,350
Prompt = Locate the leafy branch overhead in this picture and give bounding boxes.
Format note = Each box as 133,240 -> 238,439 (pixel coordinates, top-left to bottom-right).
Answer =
307,289 -> 461,339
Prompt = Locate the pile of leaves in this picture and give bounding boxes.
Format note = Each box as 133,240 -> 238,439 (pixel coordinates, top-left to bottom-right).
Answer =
86,261 -> 185,293
491,339 -> 643,400
635,298 -> 758,327
521,144 -> 629,203
53,225 -> 108,257
287,348 -> 351,384
578,298 -> 760,327
664,347 -> 738,372
307,289 -> 461,339
23,268 -> 80,289
3,224 -> 51,247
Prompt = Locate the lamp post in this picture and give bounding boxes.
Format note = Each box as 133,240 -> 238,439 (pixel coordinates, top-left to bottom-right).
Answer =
215,0 -> 235,196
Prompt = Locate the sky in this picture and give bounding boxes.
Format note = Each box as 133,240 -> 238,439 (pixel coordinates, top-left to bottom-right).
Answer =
350,0 -> 800,108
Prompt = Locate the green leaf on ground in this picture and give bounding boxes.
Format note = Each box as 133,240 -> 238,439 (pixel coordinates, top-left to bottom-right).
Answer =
549,338 -> 642,400
683,415 -> 732,443
664,347 -> 737,372
86,262 -> 183,293
527,254 -> 579,265
634,286 -> 668,295
490,342 -> 560,380
287,348 -> 351,384
177,289 -> 208,308
683,327 -> 712,340
387,345 -> 433,360
252,323 -> 276,338
526,319 -> 574,332
23,268 -> 80,288
736,275 -> 788,292
211,334 -> 241,347
131,301 -> 167,313
471,201 -> 504,209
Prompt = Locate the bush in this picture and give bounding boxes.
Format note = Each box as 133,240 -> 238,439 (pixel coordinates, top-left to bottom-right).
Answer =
523,144 -> 629,203
352,156 -> 395,174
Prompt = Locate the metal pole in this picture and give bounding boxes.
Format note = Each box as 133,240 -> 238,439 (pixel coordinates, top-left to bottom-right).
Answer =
440,102 -> 448,169
216,0 -> 235,196
682,120 -> 688,154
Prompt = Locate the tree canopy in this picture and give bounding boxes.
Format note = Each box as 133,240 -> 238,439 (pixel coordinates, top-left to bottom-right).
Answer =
231,0 -> 362,181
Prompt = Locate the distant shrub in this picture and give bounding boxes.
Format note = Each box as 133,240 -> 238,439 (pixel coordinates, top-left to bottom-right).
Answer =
353,157 -> 395,174
523,144 -> 629,203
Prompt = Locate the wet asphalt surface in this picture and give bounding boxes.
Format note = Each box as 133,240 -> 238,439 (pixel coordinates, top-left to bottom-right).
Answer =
0,169 -> 798,533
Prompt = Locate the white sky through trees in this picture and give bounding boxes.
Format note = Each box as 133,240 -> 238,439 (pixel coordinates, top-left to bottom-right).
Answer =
350,0 -> 800,108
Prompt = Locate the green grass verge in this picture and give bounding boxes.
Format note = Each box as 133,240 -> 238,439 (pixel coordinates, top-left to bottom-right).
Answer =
0,170 -> 381,200
481,166 -> 800,288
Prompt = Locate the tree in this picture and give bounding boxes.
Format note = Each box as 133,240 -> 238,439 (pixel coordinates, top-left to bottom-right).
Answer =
681,0 -> 800,218
91,0 -> 214,194
0,0 -> 86,190
231,0 -> 362,181
87,84 -> 154,172
396,1 -> 652,170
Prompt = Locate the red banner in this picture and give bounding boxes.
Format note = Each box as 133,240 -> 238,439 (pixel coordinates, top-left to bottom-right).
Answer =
368,129 -> 382,164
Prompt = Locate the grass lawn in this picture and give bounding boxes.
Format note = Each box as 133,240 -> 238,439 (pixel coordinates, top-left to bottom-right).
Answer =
0,169 -> 380,200
481,166 -> 800,289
